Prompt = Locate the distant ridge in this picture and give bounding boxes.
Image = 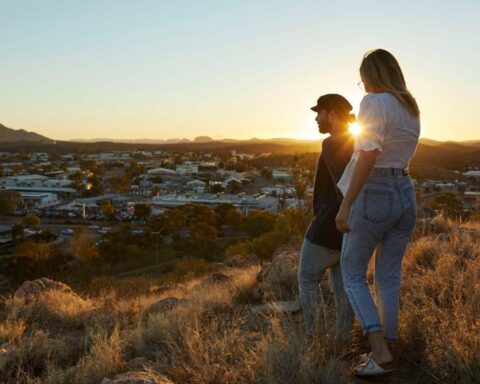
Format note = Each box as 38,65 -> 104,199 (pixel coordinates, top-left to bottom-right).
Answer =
67,137 -> 320,145
0,123 -> 53,144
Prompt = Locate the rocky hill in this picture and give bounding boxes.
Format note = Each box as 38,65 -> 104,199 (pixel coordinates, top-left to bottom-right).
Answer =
0,124 -> 53,144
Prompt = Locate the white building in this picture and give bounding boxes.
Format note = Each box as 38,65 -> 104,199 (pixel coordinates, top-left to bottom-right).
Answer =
222,176 -> 243,189
463,170 -> 480,178
261,186 -> 296,197
18,192 -> 58,209
176,164 -> 199,175
151,193 -> 278,214
186,180 -> 207,193
0,175 -> 76,196
272,168 -> 293,182
147,167 -> 176,175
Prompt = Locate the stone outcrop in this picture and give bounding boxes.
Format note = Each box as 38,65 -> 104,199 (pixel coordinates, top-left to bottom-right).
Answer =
208,272 -> 231,283
13,278 -> 81,304
256,249 -> 299,301
101,371 -> 173,384
141,297 -> 186,323
250,300 -> 301,315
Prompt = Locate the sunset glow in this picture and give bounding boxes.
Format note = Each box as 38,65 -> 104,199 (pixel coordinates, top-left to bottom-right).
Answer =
0,2 -> 478,142
349,122 -> 362,137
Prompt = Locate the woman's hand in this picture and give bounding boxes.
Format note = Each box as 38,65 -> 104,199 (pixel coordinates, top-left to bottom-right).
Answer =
335,203 -> 352,233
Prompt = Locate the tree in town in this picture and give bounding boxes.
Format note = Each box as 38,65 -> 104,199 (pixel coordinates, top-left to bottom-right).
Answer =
80,159 -> 104,175
294,177 -> 308,212
14,241 -> 51,263
108,174 -> 131,193
215,203 -> 237,226
134,203 -> 152,221
210,183 -> 224,194
98,223 -> 145,264
183,204 -> 217,227
83,175 -> 104,197
127,161 -> 146,178
0,190 -> 20,216
225,208 -> 244,230
215,203 -> 243,229
163,208 -> 185,233
11,223 -> 24,243
70,227 -> 99,264
430,193 -> 464,218
22,214 -> 41,227
242,211 -> 277,237
190,222 -> 218,254
260,168 -> 272,180
99,200 -> 116,220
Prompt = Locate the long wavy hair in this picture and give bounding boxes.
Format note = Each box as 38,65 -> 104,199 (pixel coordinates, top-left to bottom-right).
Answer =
360,49 -> 420,117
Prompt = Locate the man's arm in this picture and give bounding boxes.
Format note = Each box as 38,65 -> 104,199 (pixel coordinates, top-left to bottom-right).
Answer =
322,140 -> 353,202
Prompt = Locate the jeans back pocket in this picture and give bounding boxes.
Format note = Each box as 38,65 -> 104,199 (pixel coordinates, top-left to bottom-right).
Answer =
362,188 -> 393,223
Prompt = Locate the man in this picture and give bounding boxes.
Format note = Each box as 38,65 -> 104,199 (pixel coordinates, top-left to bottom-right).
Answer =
297,94 -> 355,353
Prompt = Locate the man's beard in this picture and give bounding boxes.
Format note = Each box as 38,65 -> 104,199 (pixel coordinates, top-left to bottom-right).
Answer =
319,121 -> 331,134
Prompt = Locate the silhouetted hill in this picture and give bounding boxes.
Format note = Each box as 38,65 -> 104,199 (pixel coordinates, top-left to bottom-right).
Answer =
0,123 -> 53,144
411,143 -> 480,171
193,136 -> 214,143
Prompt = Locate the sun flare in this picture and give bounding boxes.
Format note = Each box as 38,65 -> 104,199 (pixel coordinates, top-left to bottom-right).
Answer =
349,122 -> 362,137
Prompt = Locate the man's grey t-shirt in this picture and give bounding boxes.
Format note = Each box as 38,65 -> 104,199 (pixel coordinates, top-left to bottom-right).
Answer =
305,134 -> 353,250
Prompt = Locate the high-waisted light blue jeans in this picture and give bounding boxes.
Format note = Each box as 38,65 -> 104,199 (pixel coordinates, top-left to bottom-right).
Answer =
341,172 -> 416,341
298,239 -> 354,341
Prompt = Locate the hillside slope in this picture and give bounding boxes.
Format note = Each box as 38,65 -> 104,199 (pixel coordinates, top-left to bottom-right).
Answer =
0,124 -> 53,143
0,218 -> 478,383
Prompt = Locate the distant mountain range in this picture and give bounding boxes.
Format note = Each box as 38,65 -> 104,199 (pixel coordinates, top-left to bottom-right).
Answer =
67,135 -> 319,145
0,123 -> 479,180
2,122 -> 477,148
0,123 -> 53,144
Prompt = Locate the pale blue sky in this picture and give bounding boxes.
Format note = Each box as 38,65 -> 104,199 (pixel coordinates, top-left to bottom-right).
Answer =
0,0 -> 479,141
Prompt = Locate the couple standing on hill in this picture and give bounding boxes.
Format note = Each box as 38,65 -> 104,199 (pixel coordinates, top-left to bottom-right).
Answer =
297,49 -> 420,376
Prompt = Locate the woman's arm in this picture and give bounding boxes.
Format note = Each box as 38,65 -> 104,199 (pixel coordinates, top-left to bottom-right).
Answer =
335,150 -> 378,233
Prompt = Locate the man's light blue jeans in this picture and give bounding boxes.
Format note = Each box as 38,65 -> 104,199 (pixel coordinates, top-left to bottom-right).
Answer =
341,173 -> 416,341
297,238 -> 354,341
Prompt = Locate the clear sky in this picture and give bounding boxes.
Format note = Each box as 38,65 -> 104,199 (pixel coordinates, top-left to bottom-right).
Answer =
1,0 -> 479,142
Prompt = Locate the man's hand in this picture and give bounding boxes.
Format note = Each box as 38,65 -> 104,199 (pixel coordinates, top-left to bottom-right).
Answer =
335,203 -> 352,233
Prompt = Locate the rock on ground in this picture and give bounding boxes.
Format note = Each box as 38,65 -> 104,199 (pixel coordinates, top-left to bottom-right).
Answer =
101,370 -> 174,384
250,300 -> 301,315
256,249 -> 299,301
13,277 -> 81,304
141,297 -> 186,323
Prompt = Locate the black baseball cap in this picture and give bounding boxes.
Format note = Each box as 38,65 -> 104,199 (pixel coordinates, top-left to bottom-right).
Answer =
310,94 -> 353,115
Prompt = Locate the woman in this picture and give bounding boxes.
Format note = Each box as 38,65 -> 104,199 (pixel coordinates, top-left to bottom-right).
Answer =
335,49 -> 420,376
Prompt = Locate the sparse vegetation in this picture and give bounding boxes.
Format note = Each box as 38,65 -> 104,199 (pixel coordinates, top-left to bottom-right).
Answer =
0,217 -> 478,383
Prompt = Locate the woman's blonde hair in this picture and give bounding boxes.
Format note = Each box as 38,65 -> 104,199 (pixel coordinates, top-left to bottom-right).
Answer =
360,49 -> 420,117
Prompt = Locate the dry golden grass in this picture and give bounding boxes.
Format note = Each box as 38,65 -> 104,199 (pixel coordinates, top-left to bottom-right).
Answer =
0,218 -> 478,383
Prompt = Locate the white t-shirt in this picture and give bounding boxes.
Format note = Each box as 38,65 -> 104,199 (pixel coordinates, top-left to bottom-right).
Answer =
337,92 -> 420,196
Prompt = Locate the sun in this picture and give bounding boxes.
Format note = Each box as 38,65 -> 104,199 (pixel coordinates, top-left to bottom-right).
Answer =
349,122 -> 362,137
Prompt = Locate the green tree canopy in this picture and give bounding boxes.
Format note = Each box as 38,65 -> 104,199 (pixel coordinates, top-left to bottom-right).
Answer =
99,200 -> 116,220
430,193 -> 463,218
70,227 -> 99,264
242,211 -> 277,237
0,190 -> 20,215
22,214 -> 41,227
134,203 -> 152,221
